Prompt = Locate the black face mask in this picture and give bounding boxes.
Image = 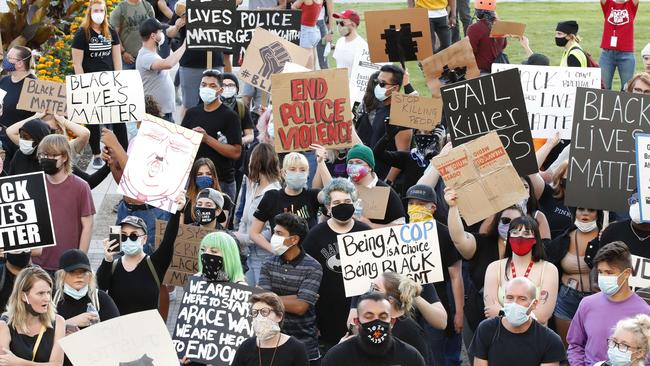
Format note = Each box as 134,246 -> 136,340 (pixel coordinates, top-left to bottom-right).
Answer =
331,203 -> 355,222
6,252 -> 30,268
195,207 -> 217,225
358,319 -> 392,354
201,253 -> 228,282
555,37 -> 569,47
39,158 -> 59,175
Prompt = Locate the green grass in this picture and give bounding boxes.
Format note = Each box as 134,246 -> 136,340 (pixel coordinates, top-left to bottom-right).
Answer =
328,2 -> 650,92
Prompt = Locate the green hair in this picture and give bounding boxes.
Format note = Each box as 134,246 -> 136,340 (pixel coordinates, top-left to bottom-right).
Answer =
198,232 -> 246,283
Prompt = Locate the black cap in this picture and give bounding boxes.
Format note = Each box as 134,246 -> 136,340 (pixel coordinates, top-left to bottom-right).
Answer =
405,184 -> 437,205
523,53 -> 550,66
59,249 -> 91,272
556,20 -> 578,35
139,18 -> 169,38
120,215 -> 148,232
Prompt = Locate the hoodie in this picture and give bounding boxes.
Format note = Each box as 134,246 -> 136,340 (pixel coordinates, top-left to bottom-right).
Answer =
8,119 -> 51,175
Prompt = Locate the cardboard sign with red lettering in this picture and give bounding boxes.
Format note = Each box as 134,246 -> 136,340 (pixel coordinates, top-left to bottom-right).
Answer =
17,79 -> 67,115
271,68 -> 355,153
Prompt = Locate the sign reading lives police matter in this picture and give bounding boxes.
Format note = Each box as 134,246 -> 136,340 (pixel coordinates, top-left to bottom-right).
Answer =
441,68 -> 536,176
566,88 -> 650,212
0,172 -> 55,252
337,221 -> 443,297
173,277 -> 261,365
66,70 -> 145,124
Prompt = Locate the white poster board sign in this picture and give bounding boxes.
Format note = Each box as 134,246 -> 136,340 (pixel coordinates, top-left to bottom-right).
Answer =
629,254 -> 650,289
636,133 -> 650,223
349,47 -> 387,105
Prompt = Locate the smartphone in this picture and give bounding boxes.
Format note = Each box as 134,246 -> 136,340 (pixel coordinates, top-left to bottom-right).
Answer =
108,226 -> 121,253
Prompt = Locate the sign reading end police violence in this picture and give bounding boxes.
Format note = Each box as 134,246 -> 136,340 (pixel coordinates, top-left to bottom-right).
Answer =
0,172 -> 55,251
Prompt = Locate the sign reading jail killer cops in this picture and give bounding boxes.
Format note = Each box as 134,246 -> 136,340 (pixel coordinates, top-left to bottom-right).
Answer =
629,255 -> 650,289
390,93 -> 442,130
271,68 -> 354,153
239,28 -> 313,93
66,70 -> 145,124
173,277 -> 262,365
441,68 -> 536,176
337,221 -> 443,297
17,79 -> 66,115
565,88 -> 650,212
155,220 -> 211,287
0,172 -> 55,252
431,132 -> 528,225
636,134 -> 650,223
491,63 -> 602,139
364,8 -> 433,63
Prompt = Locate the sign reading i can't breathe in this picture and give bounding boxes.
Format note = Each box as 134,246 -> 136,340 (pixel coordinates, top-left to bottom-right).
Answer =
0,172 -> 55,252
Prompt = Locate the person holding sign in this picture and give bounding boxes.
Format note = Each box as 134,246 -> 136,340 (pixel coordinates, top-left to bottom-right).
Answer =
556,21 -> 589,68
0,266 -> 65,365
466,1 -> 506,74
598,0 -> 638,90
594,314 -> 650,366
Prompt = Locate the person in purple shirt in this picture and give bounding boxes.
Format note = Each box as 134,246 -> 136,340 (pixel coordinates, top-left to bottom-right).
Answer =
567,241 -> 650,366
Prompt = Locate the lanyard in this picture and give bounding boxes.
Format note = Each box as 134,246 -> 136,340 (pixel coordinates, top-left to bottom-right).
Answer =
511,259 -> 534,278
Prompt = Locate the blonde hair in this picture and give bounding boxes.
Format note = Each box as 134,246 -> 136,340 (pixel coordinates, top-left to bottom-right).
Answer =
5,267 -> 56,334
80,0 -> 112,41
552,160 -> 568,200
52,269 -> 101,311
381,271 -> 422,315
37,134 -> 73,175
613,314 -> 650,355
282,152 -> 309,171
626,73 -> 650,93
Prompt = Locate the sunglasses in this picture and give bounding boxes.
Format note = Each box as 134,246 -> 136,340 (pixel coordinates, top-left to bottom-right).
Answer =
374,79 -> 396,88
500,217 -> 512,225
121,233 -> 144,242
336,21 -> 347,26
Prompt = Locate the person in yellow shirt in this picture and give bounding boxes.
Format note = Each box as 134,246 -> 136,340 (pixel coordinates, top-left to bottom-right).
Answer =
408,0 -> 456,52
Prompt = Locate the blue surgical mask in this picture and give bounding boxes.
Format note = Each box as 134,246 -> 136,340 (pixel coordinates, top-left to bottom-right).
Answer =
374,84 -> 389,101
1,58 -> 16,72
498,222 -> 509,239
285,171 -> 307,190
599,272 -> 626,297
121,238 -> 143,256
503,301 -> 532,327
608,345 -> 633,366
63,283 -> 89,300
196,175 -> 214,190
199,87 -> 217,104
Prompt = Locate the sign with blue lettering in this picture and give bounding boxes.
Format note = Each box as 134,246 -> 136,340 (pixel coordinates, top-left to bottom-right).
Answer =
337,221 -> 443,297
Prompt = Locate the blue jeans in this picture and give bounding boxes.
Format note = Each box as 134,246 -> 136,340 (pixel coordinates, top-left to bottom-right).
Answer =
221,180 -> 237,206
300,25 -> 321,48
116,200 -> 172,254
599,49 -> 636,90
316,20 -> 329,69
122,57 -> 136,70
554,283 -> 591,321
245,245 -> 273,286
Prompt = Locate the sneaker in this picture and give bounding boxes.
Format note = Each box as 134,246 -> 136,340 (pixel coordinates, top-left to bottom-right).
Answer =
91,156 -> 104,169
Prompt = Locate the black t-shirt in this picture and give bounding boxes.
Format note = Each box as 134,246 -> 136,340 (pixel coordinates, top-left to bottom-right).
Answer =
392,316 -> 429,361
231,336 -> 309,366
538,184 -> 572,239
326,155 -> 348,179
429,222 -> 461,325
71,27 -> 120,73
371,179 -> 406,225
0,267 -> 16,312
0,75 -> 36,128
322,337 -> 425,366
171,14 -> 224,68
598,220 -> 650,258
181,104 -> 242,183
254,188 -> 321,228
469,233 -> 500,290
146,0 -> 169,22
303,220 -> 371,344
469,317 -> 566,365
222,98 -> 254,133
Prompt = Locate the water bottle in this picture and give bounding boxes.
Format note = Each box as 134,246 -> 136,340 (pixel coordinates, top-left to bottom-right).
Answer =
86,303 -> 99,325
354,199 -> 363,218
217,132 -> 228,144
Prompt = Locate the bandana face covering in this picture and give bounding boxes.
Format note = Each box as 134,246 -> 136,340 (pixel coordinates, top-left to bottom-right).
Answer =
408,204 -> 434,223
201,253 -> 229,282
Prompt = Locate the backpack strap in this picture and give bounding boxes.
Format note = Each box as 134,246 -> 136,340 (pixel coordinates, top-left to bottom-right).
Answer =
145,256 -> 160,290
236,98 -> 245,122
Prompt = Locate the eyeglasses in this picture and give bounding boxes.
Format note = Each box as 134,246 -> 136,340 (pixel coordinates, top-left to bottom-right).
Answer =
250,308 -> 274,318
509,229 -> 535,237
608,338 -> 639,353
374,79 -> 396,88
120,233 -> 145,242
629,193 -> 639,206
37,153 -> 61,160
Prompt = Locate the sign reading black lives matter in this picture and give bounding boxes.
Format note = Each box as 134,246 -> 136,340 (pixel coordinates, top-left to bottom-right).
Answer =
566,88 -> 650,212
441,68 -> 536,176
0,172 -> 55,252
173,277 -> 262,365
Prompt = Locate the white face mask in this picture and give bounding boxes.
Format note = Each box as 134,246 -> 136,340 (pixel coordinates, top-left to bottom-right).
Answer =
19,139 -> 34,155
156,32 -> 165,47
629,202 -> 642,224
221,87 -> 237,99
374,84 -> 389,101
270,234 -> 290,256
574,219 -> 598,233
91,12 -> 105,25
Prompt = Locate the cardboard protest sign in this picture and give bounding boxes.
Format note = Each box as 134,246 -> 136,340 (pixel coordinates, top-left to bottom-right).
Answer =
66,70 -> 145,124
490,21 -> 526,37
492,63 -> 601,139
337,221 -> 443,297
565,88 -> 650,212
390,93 -> 442,130
283,62 -> 310,73
59,310 -> 178,366
364,8 -> 433,63
0,172 -> 55,252
17,78 -> 66,115
357,186 -> 390,220
431,132 -> 528,225
349,47 -> 387,104
238,28 -> 313,93
636,134 -> 650,222
117,114 -> 202,213
441,68 -> 536,176
421,38 -> 480,98
173,277 -> 262,365
630,255 -> 650,289
155,220 -> 212,286
271,68 -> 354,153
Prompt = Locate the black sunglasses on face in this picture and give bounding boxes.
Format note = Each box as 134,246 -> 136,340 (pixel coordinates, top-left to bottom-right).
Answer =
336,21 -> 346,26
121,233 -> 144,242
500,217 -> 512,225
374,79 -> 395,88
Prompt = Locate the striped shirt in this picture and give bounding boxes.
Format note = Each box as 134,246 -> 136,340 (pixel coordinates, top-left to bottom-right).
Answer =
259,251 -> 323,360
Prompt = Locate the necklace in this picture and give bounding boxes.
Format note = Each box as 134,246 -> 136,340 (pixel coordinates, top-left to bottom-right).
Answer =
258,334 -> 281,366
630,221 -> 650,241
511,259 -> 534,278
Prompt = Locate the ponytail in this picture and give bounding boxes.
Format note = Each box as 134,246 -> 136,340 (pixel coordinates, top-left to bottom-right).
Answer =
381,271 -> 422,315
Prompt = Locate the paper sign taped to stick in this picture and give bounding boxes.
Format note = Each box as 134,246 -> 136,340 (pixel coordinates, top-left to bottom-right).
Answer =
337,221 -> 443,297
421,38 -> 480,98
271,68 -> 354,153
390,93 -> 442,130
0,172 -> 55,252
566,88 -> 650,212
636,134 -> 650,223
173,277 -> 262,365
492,63 -> 601,139
357,186 -> 390,220
630,255 -> 650,289
17,79 -> 66,115
441,68 -> 536,176
239,28 -> 313,93
490,21 -> 526,37
431,132 -> 528,225
118,115 -> 202,213
364,8 -> 433,63
155,220 -> 212,286
59,310 -> 178,366
349,47 -> 387,104
66,70 -> 145,124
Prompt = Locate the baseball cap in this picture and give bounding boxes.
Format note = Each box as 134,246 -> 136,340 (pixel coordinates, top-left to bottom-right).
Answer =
333,9 -> 360,26
197,188 -> 227,223
139,18 -> 169,38
404,184 -> 437,205
120,215 -> 148,233
59,249 -> 92,272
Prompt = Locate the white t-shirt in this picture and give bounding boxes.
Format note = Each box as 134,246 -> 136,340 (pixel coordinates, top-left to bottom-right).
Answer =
333,35 -> 368,76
